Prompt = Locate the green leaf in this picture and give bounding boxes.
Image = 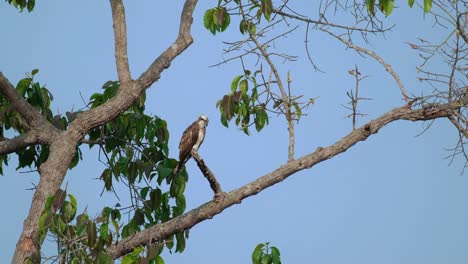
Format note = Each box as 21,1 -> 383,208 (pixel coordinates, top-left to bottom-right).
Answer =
31,69 -> 39,75
100,223 -> 109,242
155,256 -> 165,264
150,188 -> 162,210
293,102 -> 302,122
101,168 -> 112,191
252,243 -> 265,264
261,0 -> 273,21
26,0 -> 35,12
204,8 -> 216,35
424,0 -> 432,12
239,79 -> 248,95
16,78 -> 32,97
408,0 -> 415,7
271,247 -> 281,264
384,0 -> 394,16
260,254 -> 271,264
87,221 -> 97,247
220,113 -> 228,127
175,231 -> 186,253
76,214 -> 89,235
96,252 -> 113,264
366,0 -> 376,15
231,75 -> 243,92
140,187 -> 150,199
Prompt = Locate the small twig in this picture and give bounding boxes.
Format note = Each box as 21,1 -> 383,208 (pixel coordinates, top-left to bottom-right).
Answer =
322,29 -> 410,103
191,151 -> 223,199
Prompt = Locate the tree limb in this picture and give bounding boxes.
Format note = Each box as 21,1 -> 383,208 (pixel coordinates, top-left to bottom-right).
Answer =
107,97 -> 467,259
0,72 -> 54,131
191,151 -> 223,198
137,0 -> 197,89
110,0 -> 132,83
0,132 -> 41,155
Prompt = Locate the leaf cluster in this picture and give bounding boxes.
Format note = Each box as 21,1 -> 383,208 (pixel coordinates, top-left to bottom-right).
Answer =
366,0 -> 432,16
216,70 -> 269,134
251,242 -> 281,264
4,0 -> 35,12
0,70 -> 82,174
204,0 -> 274,36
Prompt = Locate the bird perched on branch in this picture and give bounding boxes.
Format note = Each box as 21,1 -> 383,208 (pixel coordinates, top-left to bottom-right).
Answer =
173,114 -> 209,175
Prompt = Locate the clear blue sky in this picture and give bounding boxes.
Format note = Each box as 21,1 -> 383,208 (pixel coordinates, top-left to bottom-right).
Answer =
0,1 -> 467,263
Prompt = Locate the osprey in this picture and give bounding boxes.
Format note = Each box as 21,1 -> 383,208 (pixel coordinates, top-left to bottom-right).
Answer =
174,114 -> 209,175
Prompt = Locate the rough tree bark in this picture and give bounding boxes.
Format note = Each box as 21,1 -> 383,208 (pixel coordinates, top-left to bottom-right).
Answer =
7,0 -> 199,262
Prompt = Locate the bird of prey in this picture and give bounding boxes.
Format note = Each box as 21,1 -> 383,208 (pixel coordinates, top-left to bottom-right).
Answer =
174,114 -> 209,175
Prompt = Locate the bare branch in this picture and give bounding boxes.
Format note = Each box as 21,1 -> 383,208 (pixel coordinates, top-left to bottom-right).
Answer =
107,97 -> 467,259
110,0 -> 132,83
138,0 -> 198,88
191,151 -> 223,198
322,29 -> 410,103
448,115 -> 468,138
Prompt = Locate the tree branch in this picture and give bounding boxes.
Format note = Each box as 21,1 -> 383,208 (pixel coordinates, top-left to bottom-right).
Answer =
0,131 -> 41,155
457,12 -> 468,44
0,72 -> 53,131
138,0 -> 197,88
239,1 -> 295,161
107,98 -> 467,259
191,151 -> 223,198
110,0 -> 132,83
322,29 -> 410,103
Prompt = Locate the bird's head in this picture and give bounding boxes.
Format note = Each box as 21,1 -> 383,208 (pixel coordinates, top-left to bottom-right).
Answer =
199,114 -> 209,126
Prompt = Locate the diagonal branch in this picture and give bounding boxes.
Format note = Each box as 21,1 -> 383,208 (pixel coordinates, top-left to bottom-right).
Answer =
191,150 -> 223,198
138,0 -> 197,88
322,29 -> 410,103
107,97 -> 468,259
448,115 -> 468,138
110,0 -> 132,83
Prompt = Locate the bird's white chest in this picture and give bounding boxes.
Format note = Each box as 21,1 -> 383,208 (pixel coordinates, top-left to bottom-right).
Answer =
192,123 -> 206,151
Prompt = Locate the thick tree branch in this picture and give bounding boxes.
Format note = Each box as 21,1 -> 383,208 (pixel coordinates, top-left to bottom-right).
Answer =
107,98 -> 467,259
0,131 -> 41,155
110,0 -> 132,83
12,1 -> 199,263
322,29 -> 410,103
138,0 -> 197,88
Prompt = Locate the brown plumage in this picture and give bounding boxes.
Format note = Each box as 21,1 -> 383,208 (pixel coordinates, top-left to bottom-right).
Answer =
174,115 -> 209,175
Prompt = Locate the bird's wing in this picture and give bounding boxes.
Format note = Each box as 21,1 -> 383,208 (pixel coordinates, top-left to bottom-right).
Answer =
178,121 -> 199,165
